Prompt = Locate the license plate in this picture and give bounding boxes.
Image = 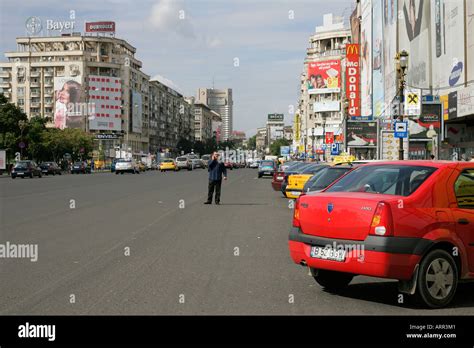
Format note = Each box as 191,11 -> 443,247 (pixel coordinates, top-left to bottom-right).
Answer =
290,191 -> 300,196
17,172 -> 24,175
310,246 -> 346,262
277,176 -> 283,180
264,172 -> 270,174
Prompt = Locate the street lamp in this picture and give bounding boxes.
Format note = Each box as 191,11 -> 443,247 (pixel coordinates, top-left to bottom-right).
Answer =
396,50 -> 409,160
18,120 -> 27,160
310,127 -> 316,160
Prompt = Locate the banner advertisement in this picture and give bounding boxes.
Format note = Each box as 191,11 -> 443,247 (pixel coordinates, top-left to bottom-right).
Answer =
360,0 -> 372,117
404,88 -> 422,116
381,130 -> 409,160
457,84 -> 474,118
467,0 -> 474,81
88,76 -> 122,131
307,60 -> 341,94
54,76 -> 83,130
131,90 -> 143,134
399,0 -> 431,89
346,121 -> 377,147
313,100 -> 340,112
383,0 -> 398,120
430,0 -> 465,92
345,44 -> 361,117
372,0 -> 384,118
268,113 -> 284,121
409,103 -> 441,140
85,21 -> 115,33
325,132 -> 334,144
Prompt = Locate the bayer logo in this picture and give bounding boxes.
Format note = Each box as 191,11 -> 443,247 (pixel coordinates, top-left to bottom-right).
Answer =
25,16 -> 42,35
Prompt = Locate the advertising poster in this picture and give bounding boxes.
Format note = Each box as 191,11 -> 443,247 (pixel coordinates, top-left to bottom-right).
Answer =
381,130 -> 409,160
372,0 -> 384,118
346,44 -> 361,117
307,60 -> 341,94
131,90 -> 143,134
430,0 -> 465,92
346,121 -> 377,147
399,0 -> 431,89
360,0 -> 372,117
54,76 -> 83,129
409,103 -> 441,139
458,84 -> 474,118
88,76 -> 122,131
467,0 -> 474,81
383,0 -> 398,120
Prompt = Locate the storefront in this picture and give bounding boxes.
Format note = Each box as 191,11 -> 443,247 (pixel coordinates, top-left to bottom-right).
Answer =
408,103 -> 442,160
346,121 -> 378,160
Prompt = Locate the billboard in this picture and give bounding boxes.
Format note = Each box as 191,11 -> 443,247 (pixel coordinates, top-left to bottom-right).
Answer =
88,76 -> 122,131
131,90 -> 143,133
313,100 -> 340,112
346,44 -> 361,117
409,103 -> 441,139
458,84 -> 474,118
360,0 -> 372,117
54,76 -> 83,129
468,1 -> 474,81
383,0 -> 398,120
430,0 -> 465,92
399,0 -> 431,89
307,60 -> 341,94
85,21 -> 115,33
372,0 -> 384,118
346,121 -> 377,147
267,113 -> 284,121
269,126 -> 284,140
381,130 -> 409,160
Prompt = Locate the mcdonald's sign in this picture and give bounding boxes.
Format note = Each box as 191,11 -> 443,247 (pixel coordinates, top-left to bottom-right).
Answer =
345,44 -> 360,117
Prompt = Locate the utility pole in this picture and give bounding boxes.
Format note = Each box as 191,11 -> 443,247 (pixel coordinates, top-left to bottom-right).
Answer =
396,50 -> 409,160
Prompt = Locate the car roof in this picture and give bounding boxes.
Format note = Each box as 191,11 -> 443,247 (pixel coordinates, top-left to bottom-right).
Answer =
359,160 -> 458,168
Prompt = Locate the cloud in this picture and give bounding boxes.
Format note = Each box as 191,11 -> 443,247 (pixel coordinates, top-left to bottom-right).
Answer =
148,0 -> 195,38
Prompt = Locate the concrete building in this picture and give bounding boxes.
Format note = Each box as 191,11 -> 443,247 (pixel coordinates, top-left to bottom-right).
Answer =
265,113 -> 285,149
0,34 -> 150,157
196,88 -> 233,141
255,127 -> 267,154
194,102 -> 220,142
297,13 -> 351,160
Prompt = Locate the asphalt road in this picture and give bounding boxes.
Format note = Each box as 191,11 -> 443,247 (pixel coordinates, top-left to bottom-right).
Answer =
0,168 -> 473,315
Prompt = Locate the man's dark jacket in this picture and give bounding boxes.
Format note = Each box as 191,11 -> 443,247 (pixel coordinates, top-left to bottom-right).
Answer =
208,159 -> 227,181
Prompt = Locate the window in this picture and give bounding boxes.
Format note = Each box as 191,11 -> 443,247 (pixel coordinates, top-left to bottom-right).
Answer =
454,169 -> 474,209
326,165 -> 437,196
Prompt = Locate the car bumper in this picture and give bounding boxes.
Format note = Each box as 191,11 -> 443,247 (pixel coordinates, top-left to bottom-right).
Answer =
271,181 -> 283,191
288,226 -> 432,280
11,172 -> 30,177
258,171 -> 274,176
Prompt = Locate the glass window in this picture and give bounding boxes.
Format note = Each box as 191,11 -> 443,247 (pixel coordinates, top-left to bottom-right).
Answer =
454,169 -> 474,209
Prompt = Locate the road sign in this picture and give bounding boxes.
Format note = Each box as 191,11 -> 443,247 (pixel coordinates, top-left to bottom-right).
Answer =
330,143 -> 341,156
405,88 -> 421,116
394,121 -> 408,138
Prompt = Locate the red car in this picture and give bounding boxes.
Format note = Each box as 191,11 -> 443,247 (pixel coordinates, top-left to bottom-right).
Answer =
289,161 -> 474,308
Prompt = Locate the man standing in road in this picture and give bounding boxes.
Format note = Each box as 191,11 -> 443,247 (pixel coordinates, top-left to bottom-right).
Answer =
204,151 -> 227,205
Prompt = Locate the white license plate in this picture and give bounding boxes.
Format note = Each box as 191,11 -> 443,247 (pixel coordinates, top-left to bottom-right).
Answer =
290,191 -> 300,196
264,172 -> 270,174
277,176 -> 283,180
310,246 -> 346,262
17,172 -> 24,175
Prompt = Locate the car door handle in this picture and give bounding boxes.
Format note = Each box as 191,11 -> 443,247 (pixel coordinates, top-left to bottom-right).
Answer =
458,218 -> 470,225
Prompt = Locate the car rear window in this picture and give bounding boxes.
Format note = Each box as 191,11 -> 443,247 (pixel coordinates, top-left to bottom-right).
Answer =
325,165 -> 437,196
261,161 -> 274,167
301,164 -> 324,174
162,159 -> 173,163
15,162 -> 30,168
177,157 -> 187,161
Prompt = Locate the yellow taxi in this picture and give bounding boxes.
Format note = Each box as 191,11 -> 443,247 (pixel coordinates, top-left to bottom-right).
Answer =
285,163 -> 327,199
159,159 -> 177,172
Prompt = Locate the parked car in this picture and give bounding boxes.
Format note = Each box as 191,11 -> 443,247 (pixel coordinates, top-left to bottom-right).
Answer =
159,159 -> 177,172
285,163 -> 327,198
272,161 -> 306,191
137,162 -> 146,172
150,162 -> 159,171
39,162 -> 62,175
302,165 -> 355,193
176,156 -> 192,171
249,160 -> 261,169
11,160 -> 42,179
71,161 -> 91,174
191,158 -> 202,169
201,154 -> 211,168
289,161 -> 474,308
111,159 -> 120,173
115,159 -> 139,174
258,160 -> 277,178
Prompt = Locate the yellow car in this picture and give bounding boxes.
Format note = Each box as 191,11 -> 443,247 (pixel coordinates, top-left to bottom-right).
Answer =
159,159 -> 177,172
285,163 -> 327,199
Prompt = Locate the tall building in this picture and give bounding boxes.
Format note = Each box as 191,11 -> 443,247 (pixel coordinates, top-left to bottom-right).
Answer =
196,88 -> 233,141
255,127 -> 267,154
297,13 -> 351,160
194,102 -> 220,142
0,32 -> 150,157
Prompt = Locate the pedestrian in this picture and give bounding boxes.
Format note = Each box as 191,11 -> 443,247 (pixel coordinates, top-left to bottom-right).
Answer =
204,151 -> 227,205
430,154 -> 435,160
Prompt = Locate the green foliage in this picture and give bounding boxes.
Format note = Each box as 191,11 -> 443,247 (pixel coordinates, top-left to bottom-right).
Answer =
269,138 -> 290,156
246,135 -> 256,150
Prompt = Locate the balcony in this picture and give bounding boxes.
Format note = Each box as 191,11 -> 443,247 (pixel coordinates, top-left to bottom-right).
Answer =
44,70 -> 53,77
44,80 -> 53,87
0,81 -> 11,88
31,92 -> 40,98
30,82 -> 40,88
45,101 -> 54,107
44,89 -> 54,96
30,102 -> 41,108
30,71 -> 40,78
0,71 -> 10,78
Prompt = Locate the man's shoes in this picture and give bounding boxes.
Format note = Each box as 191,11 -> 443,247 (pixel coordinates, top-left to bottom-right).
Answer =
203,201 -> 212,204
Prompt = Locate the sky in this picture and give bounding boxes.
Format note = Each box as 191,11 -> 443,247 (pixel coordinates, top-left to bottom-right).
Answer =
0,0 -> 354,137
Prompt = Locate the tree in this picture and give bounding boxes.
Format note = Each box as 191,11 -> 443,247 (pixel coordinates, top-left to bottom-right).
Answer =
247,135 -> 256,150
269,138 -> 290,156
176,137 -> 193,155
0,93 -> 28,162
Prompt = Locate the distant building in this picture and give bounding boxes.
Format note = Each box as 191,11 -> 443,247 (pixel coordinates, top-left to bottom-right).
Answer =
196,88 -> 233,141
255,127 -> 267,154
266,113 -> 285,149
194,102 -> 221,142
231,130 -> 246,147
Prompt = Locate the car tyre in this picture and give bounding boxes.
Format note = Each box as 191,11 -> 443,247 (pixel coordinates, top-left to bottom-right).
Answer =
415,249 -> 458,309
38,173 -> 42,178
258,174 -> 262,178
312,269 -> 354,292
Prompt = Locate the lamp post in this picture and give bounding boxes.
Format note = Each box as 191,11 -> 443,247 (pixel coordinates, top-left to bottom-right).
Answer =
322,114 -> 327,162
310,127 -> 315,160
18,120 -> 27,160
396,50 -> 409,160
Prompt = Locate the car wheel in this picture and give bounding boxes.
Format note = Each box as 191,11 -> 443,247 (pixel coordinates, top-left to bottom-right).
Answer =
59,172 -> 62,175
121,172 -> 124,175
11,176 -> 16,179
38,173 -> 42,178
258,174 -> 262,178
415,249 -> 458,308
312,269 -> 354,292
115,171 -> 119,175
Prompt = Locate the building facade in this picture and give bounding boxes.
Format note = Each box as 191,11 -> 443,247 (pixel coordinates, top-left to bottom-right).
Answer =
196,88 -> 233,141
194,102 -> 218,142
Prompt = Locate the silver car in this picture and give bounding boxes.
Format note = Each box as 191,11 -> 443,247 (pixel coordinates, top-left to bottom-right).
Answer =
176,157 -> 192,171
115,159 -> 139,174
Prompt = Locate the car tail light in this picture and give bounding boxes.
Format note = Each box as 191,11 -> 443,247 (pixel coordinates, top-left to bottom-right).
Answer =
292,198 -> 301,227
369,202 -> 393,236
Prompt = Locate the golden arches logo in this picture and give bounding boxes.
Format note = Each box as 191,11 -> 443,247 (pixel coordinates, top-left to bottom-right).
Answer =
346,44 -> 359,56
